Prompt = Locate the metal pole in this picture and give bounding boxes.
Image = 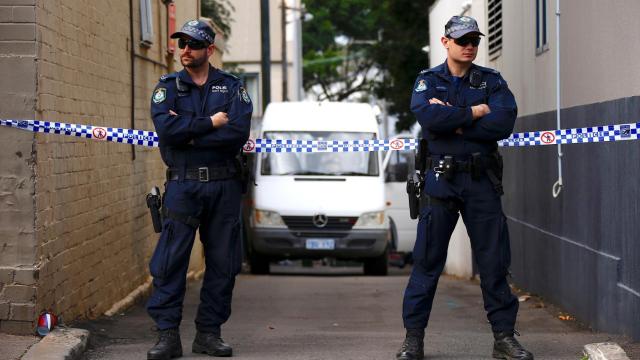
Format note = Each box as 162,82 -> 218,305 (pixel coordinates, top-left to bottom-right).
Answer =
281,0 -> 288,101
292,0 -> 303,101
552,0 -> 563,198
261,0 -> 271,111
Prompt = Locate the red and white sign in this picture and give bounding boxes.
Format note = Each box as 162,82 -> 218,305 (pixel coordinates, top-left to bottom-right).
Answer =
390,139 -> 405,150
92,127 -> 107,140
243,138 -> 256,152
540,131 -> 556,144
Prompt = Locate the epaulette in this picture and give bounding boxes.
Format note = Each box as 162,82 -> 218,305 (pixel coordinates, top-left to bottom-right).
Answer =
218,69 -> 240,81
159,72 -> 178,82
419,69 -> 433,75
473,65 -> 500,75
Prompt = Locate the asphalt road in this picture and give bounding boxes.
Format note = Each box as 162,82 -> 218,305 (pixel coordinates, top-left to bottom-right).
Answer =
79,264 -> 637,360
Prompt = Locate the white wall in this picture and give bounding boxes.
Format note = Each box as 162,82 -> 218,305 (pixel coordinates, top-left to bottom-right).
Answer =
495,0 -> 640,117
224,0 -> 302,109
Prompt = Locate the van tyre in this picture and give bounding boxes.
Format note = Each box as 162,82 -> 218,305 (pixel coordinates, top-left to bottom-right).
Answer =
249,252 -> 270,275
363,247 -> 388,276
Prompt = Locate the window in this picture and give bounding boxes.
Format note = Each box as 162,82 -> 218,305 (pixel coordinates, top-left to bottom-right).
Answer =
536,0 -> 549,54
140,0 -> 154,47
261,132 -> 379,177
487,0 -> 502,58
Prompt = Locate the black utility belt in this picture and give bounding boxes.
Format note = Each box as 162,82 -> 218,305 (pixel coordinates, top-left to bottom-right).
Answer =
427,153 -> 499,174
166,166 -> 238,182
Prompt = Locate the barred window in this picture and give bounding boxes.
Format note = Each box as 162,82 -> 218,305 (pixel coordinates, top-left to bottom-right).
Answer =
487,0 -> 502,58
536,0 -> 549,54
140,0 -> 154,47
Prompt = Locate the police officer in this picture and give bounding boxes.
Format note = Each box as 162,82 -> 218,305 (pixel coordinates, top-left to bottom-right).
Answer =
146,20 -> 252,359
396,16 -> 533,360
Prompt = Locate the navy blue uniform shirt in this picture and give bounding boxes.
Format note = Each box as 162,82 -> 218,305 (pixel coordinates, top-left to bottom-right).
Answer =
151,66 -> 253,167
410,61 -> 517,156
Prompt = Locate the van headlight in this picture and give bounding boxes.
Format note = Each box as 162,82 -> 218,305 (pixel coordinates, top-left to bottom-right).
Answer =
354,211 -> 385,227
254,209 -> 286,227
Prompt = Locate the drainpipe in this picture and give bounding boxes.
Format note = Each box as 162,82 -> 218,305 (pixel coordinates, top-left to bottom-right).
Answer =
129,0 -> 136,160
552,0 -> 562,197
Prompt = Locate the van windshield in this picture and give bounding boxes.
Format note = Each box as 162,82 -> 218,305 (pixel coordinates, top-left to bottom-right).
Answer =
260,131 -> 379,176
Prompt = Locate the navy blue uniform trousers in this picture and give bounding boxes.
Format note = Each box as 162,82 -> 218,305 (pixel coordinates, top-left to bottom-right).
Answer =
402,169 -> 518,333
147,178 -> 243,333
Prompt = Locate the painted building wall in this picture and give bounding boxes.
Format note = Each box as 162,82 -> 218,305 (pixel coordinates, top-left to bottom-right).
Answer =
493,0 -> 640,340
224,0 -> 302,116
428,0 -> 640,340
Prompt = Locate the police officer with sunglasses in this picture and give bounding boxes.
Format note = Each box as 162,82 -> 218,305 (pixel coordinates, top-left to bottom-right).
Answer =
395,16 -> 533,360
147,19 -> 253,359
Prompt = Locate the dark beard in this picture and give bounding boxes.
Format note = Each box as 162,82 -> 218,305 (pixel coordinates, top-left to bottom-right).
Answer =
181,54 -> 207,68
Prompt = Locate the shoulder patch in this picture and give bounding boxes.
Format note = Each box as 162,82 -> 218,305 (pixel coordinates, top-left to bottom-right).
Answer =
239,87 -> 251,104
414,79 -> 428,92
153,88 -> 167,104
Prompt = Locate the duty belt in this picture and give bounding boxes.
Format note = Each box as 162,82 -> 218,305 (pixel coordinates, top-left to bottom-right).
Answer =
427,152 -> 504,195
166,165 -> 238,182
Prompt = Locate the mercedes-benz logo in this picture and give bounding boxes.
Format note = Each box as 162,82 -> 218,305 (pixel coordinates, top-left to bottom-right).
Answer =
312,214 -> 328,228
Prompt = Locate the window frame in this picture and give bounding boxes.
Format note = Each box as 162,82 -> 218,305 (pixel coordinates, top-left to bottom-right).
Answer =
536,0 -> 550,55
140,0 -> 154,48
487,0 -> 503,59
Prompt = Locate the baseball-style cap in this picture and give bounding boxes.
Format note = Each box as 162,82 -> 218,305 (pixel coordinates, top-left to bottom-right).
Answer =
170,20 -> 216,44
444,16 -> 484,38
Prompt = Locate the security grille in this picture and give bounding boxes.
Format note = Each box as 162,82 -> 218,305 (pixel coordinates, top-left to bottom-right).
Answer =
281,216 -> 357,231
487,0 -> 503,58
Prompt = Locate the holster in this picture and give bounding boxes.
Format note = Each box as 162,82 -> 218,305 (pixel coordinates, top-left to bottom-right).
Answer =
235,150 -> 253,194
406,173 -> 421,220
146,186 -> 163,233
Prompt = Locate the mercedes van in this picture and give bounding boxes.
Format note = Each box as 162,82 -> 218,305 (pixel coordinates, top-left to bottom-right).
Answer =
244,102 -> 390,275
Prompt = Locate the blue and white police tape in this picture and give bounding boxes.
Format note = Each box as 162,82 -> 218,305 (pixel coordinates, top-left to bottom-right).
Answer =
0,119 -> 158,147
497,122 -> 639,147
1,119 -> 639,152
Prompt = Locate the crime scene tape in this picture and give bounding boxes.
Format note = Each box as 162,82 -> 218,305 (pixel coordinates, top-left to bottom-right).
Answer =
1,119 -> 638,153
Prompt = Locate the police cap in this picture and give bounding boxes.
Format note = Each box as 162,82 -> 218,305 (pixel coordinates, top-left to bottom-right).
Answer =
444,16 -> 484,39
170,20 -> 216,44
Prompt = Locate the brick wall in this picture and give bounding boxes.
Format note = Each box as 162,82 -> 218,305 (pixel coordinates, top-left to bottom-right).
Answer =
0,0 -> 214,334
0,0 -> 38,334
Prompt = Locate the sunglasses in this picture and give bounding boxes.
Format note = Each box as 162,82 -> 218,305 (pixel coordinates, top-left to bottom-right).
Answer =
178,38 -> 209,50
452,36 -> 481,47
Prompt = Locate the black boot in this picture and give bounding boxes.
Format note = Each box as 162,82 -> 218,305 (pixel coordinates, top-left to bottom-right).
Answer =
396,328 -> 424,360
147,328 -> 183,360
493,331 -> 533,360
192,331 -> 233,357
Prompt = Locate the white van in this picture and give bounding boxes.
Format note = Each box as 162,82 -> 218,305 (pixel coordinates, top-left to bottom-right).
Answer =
244,102 -> 390,275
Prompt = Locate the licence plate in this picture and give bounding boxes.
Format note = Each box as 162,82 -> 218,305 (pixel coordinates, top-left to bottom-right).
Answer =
305,238 -> 335,250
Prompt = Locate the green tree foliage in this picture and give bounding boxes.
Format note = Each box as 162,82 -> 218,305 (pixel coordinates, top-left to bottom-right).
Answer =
302,0 -> 383,101
302,0 -> 433,131
201,0 -> 234,36
371,0 -> 433,131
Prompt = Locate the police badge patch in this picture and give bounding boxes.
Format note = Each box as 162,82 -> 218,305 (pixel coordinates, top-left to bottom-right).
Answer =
415,80 -> 427,92
240,87 -> 251,104
153,88 -> 167,104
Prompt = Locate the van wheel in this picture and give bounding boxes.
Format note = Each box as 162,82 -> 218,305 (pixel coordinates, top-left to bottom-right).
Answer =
363,248 -> 388,276
249,252 -> 270,275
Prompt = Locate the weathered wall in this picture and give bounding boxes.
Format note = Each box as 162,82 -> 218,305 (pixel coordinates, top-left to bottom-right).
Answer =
493,0 -> 640,340
0,0 -> 38,334
0,0 -> 216,334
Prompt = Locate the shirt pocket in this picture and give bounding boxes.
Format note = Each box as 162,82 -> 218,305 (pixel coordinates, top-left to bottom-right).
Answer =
435,86 -> 449,103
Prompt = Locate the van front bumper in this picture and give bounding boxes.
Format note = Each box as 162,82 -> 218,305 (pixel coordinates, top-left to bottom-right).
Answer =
249,227 -> 389,259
